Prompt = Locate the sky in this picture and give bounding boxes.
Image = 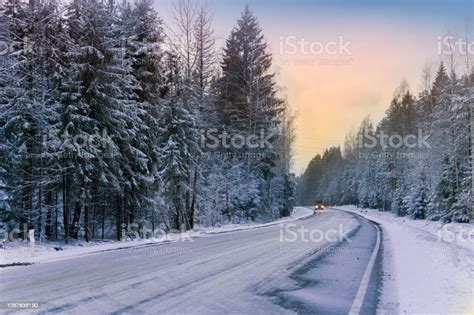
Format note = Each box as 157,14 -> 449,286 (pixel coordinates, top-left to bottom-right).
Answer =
155,0 -> 473,174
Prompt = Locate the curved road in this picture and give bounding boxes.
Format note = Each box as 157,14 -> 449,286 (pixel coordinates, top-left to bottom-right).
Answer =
0,209 -> 381,314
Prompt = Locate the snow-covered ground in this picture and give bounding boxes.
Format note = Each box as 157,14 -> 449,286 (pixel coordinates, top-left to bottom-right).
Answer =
0,207 -> 313,266
334,205 -> 474,315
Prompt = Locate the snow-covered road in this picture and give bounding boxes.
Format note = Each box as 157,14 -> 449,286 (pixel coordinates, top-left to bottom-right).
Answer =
0,209 -> 381,314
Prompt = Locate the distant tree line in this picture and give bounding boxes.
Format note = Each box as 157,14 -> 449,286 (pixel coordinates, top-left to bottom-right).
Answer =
298,62 -> 472,223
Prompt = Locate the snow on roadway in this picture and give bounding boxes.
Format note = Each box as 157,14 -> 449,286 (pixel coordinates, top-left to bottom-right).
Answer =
0,209 -> 358,314
335,205 -> 474,315
0,207 -> 314,266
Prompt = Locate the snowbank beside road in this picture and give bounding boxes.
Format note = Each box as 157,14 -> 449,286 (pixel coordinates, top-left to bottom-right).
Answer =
203,206 -> 314,234
0,232 -> 201,267
334,205 -> 474,315
0,207 -> 313,267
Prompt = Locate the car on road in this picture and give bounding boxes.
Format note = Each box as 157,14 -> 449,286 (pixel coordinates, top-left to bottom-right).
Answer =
314,201 -> 325,212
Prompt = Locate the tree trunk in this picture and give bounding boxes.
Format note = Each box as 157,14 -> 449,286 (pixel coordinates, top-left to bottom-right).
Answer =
63,174 -> 69,244
18,188 -> 31,241
54,191 -> 58,240
38,183 -> 42,241
129,195 -> 134,227
189,168 -> 198,230
84,202 -> 89,242
91,197 -> 96,240
70,200 -> 81,239
45,190 -> 53,240
226,190 -> 231,223
115,193 -> 123,240
102,190 -> 106,239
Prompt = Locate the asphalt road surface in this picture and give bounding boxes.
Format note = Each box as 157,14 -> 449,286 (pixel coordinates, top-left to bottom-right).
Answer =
0,209 -> 381,315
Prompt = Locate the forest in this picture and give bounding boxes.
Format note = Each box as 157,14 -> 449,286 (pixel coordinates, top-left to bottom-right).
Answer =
298,62 -> 473,223
0,0 -> 296,242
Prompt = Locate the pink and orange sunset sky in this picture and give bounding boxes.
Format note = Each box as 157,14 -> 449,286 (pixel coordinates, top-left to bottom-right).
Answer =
157,0 -> 473,173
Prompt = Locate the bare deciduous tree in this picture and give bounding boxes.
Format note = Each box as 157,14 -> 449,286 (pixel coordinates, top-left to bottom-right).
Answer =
168,0 -> 198,79
194,2 -> 216,94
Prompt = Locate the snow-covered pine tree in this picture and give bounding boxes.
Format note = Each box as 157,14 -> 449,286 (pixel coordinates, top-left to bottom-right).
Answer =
157,55 -> 201,230
116,0 -> 166,233
0,0 -> 64,240
411,173 -> 428,219
216,5 -> 286,221
60,0 -> 154,240
442,73 -> 472,222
